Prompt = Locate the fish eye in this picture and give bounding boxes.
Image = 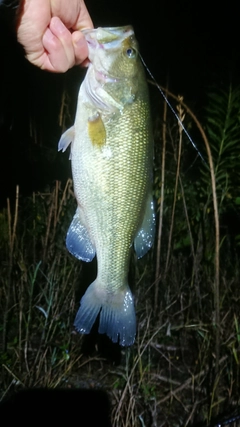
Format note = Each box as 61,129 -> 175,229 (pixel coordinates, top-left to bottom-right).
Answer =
126,47 -> 136,58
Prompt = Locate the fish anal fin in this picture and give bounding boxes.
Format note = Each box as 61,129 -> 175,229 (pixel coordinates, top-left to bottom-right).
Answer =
134,193 -> 155,259
66,207 -> 95,262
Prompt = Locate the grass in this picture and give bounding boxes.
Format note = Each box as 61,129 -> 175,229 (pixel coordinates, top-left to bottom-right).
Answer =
1,88 -> 240,426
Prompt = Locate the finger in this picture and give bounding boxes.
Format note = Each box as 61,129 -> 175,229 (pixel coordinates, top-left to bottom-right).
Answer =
42,17 -> 75,72
49,17 -> 75,69
72,0 -> 94,31
72,30 -> 89,65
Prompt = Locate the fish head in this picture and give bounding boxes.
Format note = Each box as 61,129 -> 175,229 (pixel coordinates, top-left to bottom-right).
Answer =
83,26 -> 140,81
82,26 -> 145,109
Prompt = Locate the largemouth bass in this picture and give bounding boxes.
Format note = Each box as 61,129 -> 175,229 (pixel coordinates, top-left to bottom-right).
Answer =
58,26 -> 155,346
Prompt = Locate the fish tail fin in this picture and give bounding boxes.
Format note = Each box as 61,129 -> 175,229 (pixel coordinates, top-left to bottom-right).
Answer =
74,280 -> 136,346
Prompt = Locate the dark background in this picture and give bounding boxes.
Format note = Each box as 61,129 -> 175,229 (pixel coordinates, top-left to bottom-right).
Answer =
0,0 -> 239,207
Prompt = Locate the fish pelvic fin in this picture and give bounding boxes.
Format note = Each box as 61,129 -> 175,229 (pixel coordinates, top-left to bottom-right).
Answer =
74,281 -> 136,346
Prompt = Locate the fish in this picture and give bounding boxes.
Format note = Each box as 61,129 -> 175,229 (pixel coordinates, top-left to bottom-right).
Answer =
58,26 -> 155,346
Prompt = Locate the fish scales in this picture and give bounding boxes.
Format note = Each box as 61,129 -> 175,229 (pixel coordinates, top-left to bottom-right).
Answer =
58,26 -> 155,346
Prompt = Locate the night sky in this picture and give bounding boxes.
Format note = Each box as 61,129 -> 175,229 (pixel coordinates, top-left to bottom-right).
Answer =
0,0 -> 239,206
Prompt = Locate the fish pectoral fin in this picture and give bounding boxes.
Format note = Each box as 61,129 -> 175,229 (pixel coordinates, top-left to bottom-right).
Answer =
74,282 -> 136,346
88,113 -> 106,146
66,207 -> 95,262
58,126 -> 75,153
134,192 -> 156,259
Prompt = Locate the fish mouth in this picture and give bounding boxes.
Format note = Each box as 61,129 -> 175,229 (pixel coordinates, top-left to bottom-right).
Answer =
82,26 -> 134,40
82,26 -> 134,51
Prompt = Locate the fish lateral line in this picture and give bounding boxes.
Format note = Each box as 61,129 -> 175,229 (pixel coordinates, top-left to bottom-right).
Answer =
140,55 -> 206,165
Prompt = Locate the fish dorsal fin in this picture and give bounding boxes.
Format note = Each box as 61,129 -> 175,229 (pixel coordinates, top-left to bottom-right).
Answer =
66,207 -> 96,262
134,192 -> 156,259
58,126 -> 75,153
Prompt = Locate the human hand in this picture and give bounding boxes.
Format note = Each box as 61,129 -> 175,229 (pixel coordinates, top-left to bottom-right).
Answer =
17,0 -> 94,72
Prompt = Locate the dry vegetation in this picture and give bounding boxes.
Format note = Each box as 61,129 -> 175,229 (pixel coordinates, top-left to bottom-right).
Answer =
1,85 -> 240,426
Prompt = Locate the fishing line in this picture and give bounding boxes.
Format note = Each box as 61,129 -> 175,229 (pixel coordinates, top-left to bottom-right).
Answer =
140,54 -> 206,164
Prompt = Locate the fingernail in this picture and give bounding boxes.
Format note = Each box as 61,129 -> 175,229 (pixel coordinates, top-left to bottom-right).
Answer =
44,27 -> 55,42
52,17 -> 66,34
